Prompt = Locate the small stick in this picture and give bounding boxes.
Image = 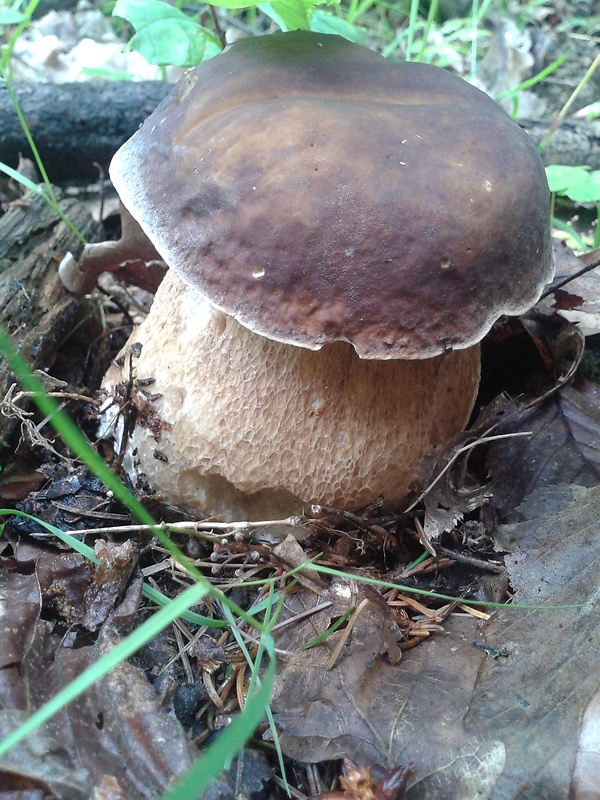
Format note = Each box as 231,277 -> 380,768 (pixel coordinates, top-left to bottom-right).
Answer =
438,545 -> 505,574
539,256 -> 600,300
404,431 -> 532,514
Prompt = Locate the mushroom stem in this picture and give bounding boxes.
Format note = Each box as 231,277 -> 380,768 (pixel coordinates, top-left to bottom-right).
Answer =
103,270 -> 481,521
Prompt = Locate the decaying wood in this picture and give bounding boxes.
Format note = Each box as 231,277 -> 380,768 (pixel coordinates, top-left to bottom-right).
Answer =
0,188 -> 104,443
522,117 -> 600,170
0,81 -> 170,183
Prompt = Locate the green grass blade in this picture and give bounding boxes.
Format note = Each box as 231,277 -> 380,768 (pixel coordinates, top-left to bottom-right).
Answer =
302,563 -> 583,610
0,325 -> 209,584
0,325 -> 157,525
470,0 -> 478,81
0,71 -> 87,244
404,0 -> 419,62
303,605 -> 353,649
0,508 -> 99,561
416,0 -> 437,62
551,216 -> 589,252
0,160 -> 47,194
0,327 -> 263,631
141,583 -> 228,627
0,0 -> 40,73
496,52 -> 569,101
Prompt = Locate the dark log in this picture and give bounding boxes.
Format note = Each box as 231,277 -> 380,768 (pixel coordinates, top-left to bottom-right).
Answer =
521,118 -> 600,171
32,0 -> 78,17
0,188 -> 105,443
0,81 -> 170,183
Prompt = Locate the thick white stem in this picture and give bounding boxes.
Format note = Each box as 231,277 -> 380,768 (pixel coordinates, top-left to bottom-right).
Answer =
103,270 -> 480,521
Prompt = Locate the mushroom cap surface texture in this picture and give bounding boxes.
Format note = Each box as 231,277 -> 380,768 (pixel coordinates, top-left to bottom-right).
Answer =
105,271 -> 481,520
110,31 -> 554,360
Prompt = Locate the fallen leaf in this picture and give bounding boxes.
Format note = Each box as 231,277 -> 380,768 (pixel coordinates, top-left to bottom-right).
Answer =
270,580 -> 502,791
464,484 -> 600,797
80,539 -> 139,631
193,750 -> 272,800
0,555 -> 194,799
542,243 -> 600,336
270,480 -> 600,797
0,709 -> 91,799
0,465 -> 45,501
487,381 -> 600,521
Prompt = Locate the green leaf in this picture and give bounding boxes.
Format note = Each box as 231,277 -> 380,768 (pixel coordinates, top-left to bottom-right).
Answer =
566,172 -> 600,204
113,0 -> 221,67
206,0 -> 257,9
81,67 -> 136,81
114,0 -> 190,28
260,0 -> 311,30
545,164 -> 591,194
546,165 -> 600,204
0,10 -> 28,25
202,32 -> 224,60
127,19 -> 206,66
309,10 -> 364,42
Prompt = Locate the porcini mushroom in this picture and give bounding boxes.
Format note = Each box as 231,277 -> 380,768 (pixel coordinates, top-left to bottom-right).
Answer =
96,31 -> 553,521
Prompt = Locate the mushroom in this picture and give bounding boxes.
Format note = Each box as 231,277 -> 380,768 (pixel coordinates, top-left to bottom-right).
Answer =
94,31 -> 553,521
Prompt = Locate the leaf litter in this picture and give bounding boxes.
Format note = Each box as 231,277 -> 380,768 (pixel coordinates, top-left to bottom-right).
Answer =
2,239 -> 600,798
0,545 -> 195,799
266,249 -> 600,796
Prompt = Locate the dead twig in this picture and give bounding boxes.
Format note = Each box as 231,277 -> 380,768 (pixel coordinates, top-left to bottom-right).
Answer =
404,431 -> 532,514
539,255 -> 600,301
10,389 -> 99,406
437,544 -> 505,574
61,516 -> 307,541
310,504 -> 390,541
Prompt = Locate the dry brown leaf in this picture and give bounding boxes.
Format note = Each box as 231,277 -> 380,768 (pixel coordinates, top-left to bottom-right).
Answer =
270,580 -> 504,791
413,316 -> 584,540
0,464 -> 45,501
0,709 -> 92,799
542,243 -> 600,336
0,566 -> 92,798
80,539 -> 139,631
270,481 -> 600,797
463,483 -> 600,798
273,534 -> 328,594
272,609 -> 512,796
487,381 -> 600,521
0,556 -> 194,799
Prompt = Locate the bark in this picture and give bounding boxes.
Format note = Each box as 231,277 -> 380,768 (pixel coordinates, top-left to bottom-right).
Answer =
0,81 -> 170,183
32,0 -> 78,17
0,188 -> 105,443
521,118 -> 600,171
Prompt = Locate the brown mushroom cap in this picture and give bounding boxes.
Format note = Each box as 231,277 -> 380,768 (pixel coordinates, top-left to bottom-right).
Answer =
110,31 -> 553,359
